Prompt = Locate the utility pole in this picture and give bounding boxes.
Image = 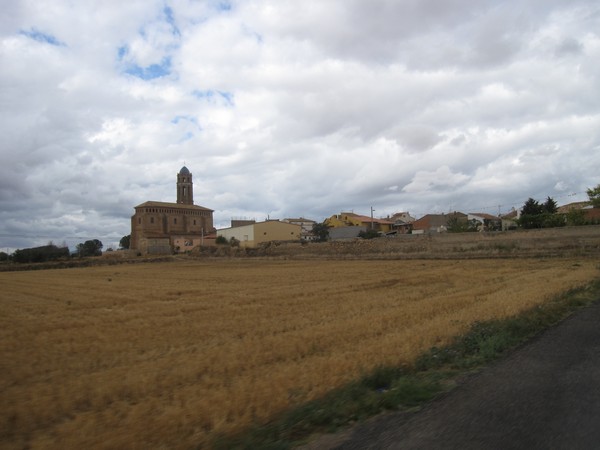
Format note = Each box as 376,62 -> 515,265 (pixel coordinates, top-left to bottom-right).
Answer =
371,206 -> 375,230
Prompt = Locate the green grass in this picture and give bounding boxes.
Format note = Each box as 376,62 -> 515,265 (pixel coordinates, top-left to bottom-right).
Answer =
211,278 -> 600,450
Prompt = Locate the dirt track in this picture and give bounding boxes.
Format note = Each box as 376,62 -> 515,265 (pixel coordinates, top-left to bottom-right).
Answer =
305,299 -> 600,449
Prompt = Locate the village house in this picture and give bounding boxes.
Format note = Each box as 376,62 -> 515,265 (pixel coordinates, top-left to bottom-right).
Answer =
217,220 -> 302,248
282,217 -> 317,240
386,212 -> 416,234
325,212 -> 394,232
412,212 -> 468,234
468,213 -> 502,231
324,212 -> 394,240
558,201 -> 600,224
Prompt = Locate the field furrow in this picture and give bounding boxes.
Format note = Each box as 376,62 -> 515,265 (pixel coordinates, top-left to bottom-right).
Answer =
0,259 -> 597,449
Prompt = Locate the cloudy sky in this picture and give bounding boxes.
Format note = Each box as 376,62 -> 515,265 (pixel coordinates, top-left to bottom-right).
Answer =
1,0 -> 599,251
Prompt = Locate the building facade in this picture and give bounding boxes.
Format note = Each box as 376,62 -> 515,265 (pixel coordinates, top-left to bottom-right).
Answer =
412,212 -> 467,234
282,217 -> 317,240
217,220 -> 301,248
130,166 -> 215,253
324,212 -> 394,233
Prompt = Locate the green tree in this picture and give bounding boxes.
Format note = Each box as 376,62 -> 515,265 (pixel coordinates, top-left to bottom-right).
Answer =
119,234 -> 131,249
521,198 -> 543,215
0,251 -> 9,262
447,216 -> 467,232
76,239 -> 103,257
543,196 -> 558,214
542,213 -> 565,228
446,216 -> 477,232
12,244 -> 69,263
519,198 -> 543,229
566,208 -> 586,226
311,222 -> 330,242
587,184 -> 600,208
519,197 -> 564,229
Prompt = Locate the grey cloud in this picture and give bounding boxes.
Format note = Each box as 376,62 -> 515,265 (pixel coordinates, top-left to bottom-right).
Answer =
555,37 -> 584,56
1,0 -> 599,251
390,125 -> 442,153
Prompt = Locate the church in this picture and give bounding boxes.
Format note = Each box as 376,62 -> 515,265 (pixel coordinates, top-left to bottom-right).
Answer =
130,166 -> 215,254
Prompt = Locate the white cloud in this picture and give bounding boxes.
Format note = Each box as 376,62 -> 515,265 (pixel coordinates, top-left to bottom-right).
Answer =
1,0 -> 599,251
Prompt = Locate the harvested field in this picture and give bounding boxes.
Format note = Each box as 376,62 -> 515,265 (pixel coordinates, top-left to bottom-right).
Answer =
1,258 -> 599,449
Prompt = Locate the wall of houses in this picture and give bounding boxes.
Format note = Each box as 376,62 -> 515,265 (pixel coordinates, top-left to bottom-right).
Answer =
412,213 -> 468,233
329,226 -> 366,240
217,220 -> 301,248
172,236 -> 215,252
325,212 -> 393,232
137,238 -> 172,255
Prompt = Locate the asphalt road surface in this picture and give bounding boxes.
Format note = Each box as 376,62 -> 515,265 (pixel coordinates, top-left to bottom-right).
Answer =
309,300 -> 600,450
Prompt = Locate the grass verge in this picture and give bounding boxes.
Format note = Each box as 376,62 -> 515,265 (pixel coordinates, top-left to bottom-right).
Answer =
211,278 -> 600,450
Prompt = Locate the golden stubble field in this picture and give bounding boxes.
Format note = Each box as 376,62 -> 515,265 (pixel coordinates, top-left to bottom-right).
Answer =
1,258 -> 598,449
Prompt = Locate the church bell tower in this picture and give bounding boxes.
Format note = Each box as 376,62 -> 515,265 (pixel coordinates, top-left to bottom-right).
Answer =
177,166 -> 194,205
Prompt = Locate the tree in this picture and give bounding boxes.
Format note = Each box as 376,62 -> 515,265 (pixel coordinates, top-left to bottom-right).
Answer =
119,234 -> 131,249
311,222 -> 330,242
0,251 -> 9,262
566,208 -> 586,226
447,216 -> 468,232
543,196 -> 558,214
76,239 -> 103,257
519,197 -> 564,229
519,198 -> 544,229
12,244 -> 69,263
521,198 -> 543,216
446,216 -> 477,233
587,184 -> 600,208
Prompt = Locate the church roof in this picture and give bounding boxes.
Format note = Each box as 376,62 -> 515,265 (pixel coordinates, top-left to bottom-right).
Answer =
179,166 -> 190,175
135,201 -> 213,212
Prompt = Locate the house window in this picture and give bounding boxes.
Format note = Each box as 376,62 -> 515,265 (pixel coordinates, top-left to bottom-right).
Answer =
174,218 -> 177,224
193,220 -> 197,225
150,217 -> 154,224
138,218 -> 141,224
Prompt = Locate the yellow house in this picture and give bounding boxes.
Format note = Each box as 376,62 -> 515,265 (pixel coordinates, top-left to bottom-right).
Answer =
217,220 -> 302,248
324,212 -> 394,233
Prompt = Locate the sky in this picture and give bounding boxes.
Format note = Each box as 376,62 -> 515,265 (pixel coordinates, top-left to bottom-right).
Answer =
1,0 -> 599,252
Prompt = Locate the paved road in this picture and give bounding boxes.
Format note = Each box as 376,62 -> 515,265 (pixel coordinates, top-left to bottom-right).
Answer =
316,300 -> 600,450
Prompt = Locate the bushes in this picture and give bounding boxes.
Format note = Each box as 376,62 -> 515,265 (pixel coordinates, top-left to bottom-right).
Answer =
12,244 -> 69,263
358,229 -> 380,239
